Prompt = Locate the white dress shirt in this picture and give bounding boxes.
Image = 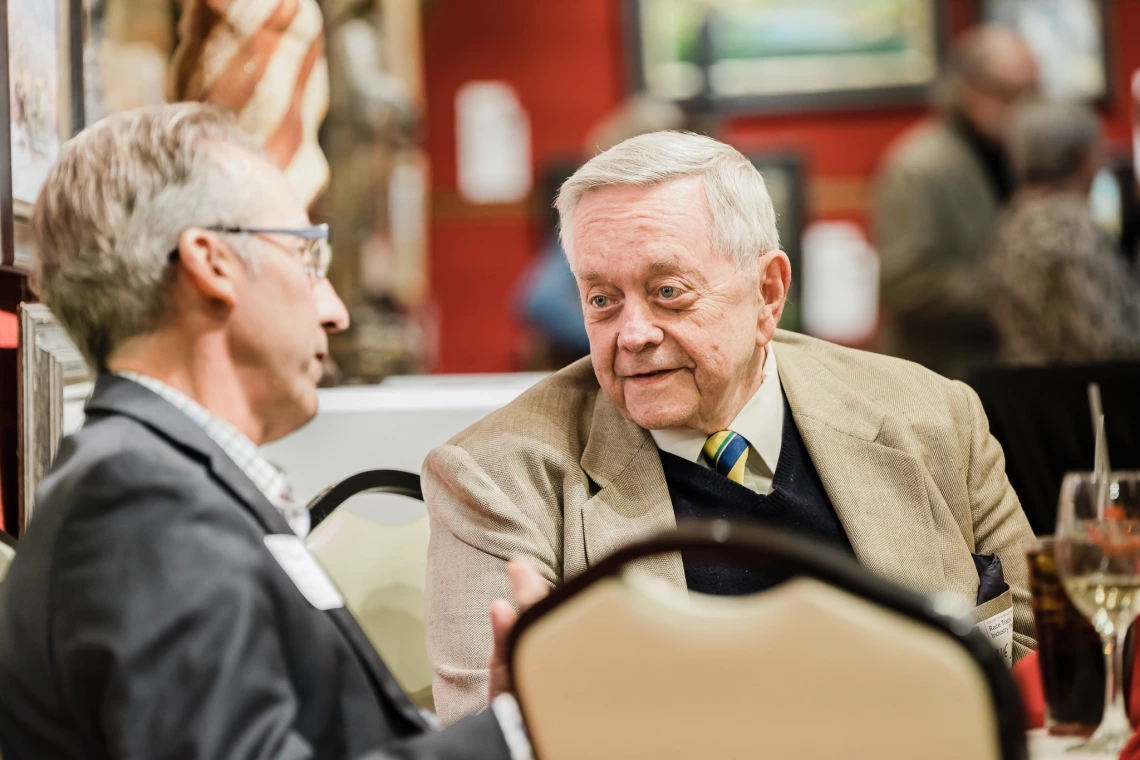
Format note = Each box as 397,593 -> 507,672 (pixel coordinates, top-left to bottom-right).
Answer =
649,344 -> 784,495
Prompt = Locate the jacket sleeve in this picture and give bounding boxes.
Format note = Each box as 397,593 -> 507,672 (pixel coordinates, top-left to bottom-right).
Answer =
49,450 -> 315,760
956,380 -> 1038,661
876,161 -> 991,330
372,709 -> 515,760
421,442 -> 560,725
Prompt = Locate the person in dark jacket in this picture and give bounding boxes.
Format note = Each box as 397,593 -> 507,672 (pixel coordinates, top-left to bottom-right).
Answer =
0,103 -> 536,760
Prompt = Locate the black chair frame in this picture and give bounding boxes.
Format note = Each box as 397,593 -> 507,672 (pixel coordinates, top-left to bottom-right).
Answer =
507,520 -> 1027,760
306,469 -> 423,530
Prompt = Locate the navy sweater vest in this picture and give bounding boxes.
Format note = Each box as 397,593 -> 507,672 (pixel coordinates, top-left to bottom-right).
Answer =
659,396 -> 854,596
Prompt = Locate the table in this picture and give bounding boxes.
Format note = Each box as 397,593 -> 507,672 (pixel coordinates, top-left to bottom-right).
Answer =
1029,729 -> 1119,759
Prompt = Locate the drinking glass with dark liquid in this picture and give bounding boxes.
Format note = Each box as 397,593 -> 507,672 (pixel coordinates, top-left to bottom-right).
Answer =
1027,537 -> 1109,735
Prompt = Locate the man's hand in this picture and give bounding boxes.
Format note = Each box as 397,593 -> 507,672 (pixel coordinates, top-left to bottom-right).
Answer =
488,559 -> 550,703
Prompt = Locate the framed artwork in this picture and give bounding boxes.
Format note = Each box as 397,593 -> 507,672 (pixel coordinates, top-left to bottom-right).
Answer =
17,303 -> 92,530
626,0 -> 945,114
979,0 -> 1111,104
748,153 -> 806,332
0,0 -> 84,271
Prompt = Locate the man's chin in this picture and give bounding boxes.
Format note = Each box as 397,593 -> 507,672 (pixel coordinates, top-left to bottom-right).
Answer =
624,400 -> 694,431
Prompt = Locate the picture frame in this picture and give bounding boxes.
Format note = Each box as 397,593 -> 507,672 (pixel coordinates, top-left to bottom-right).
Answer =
625,0 -> 946,115
0,0 -> 85,272
17,302 -> 91,530
978,0 -> 1112,105
748,153 -> 807,332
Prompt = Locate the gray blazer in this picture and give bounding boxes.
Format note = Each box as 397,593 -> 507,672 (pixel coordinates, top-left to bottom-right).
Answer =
0,374 -> 510,760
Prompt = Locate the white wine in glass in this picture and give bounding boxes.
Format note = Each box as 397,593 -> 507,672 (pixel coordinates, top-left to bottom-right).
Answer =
1055,471 -> 1140,753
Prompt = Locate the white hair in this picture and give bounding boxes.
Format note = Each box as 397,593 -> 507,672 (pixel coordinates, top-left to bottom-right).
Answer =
555,131 -> 780,274
32,103 -> 272,368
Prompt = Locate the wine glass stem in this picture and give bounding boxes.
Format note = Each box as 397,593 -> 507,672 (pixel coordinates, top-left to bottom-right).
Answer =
1095,629 -> 1132,740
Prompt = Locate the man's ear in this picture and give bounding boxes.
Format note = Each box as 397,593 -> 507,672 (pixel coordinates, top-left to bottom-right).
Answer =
756,249 -> 791,343
173,227 -> 244,309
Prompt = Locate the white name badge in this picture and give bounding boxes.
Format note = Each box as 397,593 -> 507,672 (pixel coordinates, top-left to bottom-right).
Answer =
976,606 -> 1015,666
264,534 -> 345,611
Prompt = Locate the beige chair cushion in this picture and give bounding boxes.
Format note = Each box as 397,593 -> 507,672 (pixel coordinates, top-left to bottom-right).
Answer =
515,575 -> 1000,760
306,509 -> 432,710
0,543 -> 14,584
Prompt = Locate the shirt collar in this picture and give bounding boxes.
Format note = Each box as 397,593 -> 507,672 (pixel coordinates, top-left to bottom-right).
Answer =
113,371 -> 308,537
649,343 -> 783,473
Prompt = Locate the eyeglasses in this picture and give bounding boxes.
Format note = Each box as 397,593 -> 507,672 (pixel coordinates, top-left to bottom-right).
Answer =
205,224 -> 333,282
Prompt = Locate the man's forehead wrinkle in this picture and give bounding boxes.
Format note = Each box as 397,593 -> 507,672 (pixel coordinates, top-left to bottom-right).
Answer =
577,208 -> 695,257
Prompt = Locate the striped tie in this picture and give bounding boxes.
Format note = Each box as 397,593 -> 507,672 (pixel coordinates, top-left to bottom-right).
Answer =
703,431 -> 751,485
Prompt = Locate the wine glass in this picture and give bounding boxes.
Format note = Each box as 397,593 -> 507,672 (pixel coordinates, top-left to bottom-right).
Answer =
1055,471 -> 1140,753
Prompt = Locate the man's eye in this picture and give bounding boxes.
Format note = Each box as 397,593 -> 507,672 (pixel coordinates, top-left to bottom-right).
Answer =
590,295 -> 610,309
659,286 -> 678,299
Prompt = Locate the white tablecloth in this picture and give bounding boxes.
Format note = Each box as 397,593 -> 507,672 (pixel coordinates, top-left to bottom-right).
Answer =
1029,728 -> 1119,759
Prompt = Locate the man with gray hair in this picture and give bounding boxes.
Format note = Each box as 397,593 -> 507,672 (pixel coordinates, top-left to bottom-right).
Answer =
985,100 -> 1140,363
424,130 -> 1038,722
876,25 -> 1039,379
0,103 -> 523,759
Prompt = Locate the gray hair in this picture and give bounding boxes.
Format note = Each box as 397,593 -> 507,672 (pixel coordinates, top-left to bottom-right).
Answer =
1008,100 -> 1100,186
32,102 -> 269,368
556,131 -> 779,275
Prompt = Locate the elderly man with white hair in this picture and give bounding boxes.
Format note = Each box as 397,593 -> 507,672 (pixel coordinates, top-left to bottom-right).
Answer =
424,130 -> 1038,723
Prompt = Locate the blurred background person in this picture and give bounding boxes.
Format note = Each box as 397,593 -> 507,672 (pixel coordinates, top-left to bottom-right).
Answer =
985,100 -> 1140,365
515,95 -> 686,369
875,25 -> 1039,379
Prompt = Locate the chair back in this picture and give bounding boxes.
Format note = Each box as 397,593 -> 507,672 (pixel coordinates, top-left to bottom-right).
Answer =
969,361 -> 1140,534
0,531 -> 15,584
509,522 -> 1024,760
305,470 -> 433,710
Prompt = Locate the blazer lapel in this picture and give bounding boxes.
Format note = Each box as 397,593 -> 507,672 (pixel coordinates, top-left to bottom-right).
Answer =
579,391 -> 686,589
775,336 -> 946,596
84,374 -> 427,731
85,375 -> 292,534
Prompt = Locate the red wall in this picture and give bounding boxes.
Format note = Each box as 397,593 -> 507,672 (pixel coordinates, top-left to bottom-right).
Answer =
423,0 -> 1140,373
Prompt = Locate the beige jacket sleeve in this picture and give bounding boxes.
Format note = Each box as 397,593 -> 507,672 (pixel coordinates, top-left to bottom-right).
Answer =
956,380 -> 1037,660
421,441 -> 561,724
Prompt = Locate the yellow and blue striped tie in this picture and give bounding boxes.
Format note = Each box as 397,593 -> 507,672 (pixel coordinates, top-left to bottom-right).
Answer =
703,431 -> 751,485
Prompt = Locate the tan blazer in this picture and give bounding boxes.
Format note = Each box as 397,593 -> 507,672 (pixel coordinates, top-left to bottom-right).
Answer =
423,331 -> 1037,723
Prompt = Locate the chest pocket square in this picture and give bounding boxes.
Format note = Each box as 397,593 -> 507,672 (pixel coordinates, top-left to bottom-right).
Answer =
972,552 -> 1007,605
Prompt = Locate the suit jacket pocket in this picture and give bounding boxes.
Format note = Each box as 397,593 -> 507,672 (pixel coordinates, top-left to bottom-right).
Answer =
967,586 -> 1015,666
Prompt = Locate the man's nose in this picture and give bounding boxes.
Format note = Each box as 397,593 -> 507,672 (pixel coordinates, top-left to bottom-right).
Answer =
315,278 -> 350,334
616,300 -> 664,353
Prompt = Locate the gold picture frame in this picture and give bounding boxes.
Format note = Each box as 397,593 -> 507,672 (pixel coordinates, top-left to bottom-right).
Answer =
17,302 -> 91,530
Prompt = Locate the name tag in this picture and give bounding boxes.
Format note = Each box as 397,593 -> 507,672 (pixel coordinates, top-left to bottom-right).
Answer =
975,606 -> 1015,666
264,534 -> 345,611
